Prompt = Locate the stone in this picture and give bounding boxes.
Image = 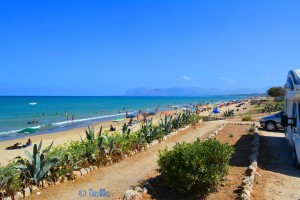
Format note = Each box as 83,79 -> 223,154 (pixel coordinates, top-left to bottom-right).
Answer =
143,188 -> 147,194
48,181 -> 54,186
38,181 -> 43,187
30,185 -> 39,193
73,170 -> 81,178
80,168 -> 88,176
55,181 -> 60,185
89,166 -> 94,171
37,192 -> 41,195
163,136 -> 167,140
14,192 -> 24,200
247,165 -> 256,174
85,167 -> 91,173
249,175 -> 255,182
134,187 -> 143,193
3,197 -> 12,200
242,177 -> 250,185
124,190 -> 142,200
42,180 -> 49,188
93,165 -> 98,170
251,162 -> 257,168
243,189 -> 251,196
243,184 -> 253,192
24,187 -> 31,197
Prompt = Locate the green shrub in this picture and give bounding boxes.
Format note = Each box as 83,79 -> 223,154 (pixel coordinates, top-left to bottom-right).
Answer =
0,162 -> 22,197
157,139 -> 234,196
223,109 -> 234,118
261,102 -> 283,113
15,140 -> 58,185
242,115 -> 252,121
248,124 -> 256,132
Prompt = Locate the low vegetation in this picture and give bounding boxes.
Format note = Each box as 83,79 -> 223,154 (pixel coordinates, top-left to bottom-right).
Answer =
157,139 -> 234,197
0,111 -> 201,198
261,102 -> 283,113
223,109 -> 235,118
242,115 -> 253,121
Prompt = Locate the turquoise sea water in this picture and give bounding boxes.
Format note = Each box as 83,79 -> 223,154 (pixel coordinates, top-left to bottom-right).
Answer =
0,95 -> 254,140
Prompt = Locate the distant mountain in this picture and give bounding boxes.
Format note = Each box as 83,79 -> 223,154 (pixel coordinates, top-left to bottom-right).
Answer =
124,87 -> 266,96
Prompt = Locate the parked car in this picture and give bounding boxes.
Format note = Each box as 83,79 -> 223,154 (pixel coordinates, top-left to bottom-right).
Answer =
259,111 -> 284,131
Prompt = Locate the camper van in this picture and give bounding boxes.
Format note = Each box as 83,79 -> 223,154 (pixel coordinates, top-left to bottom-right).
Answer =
281,69 -> 300,168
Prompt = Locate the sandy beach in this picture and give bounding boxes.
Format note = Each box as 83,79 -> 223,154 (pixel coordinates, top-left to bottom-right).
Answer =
0,100 -> 255,165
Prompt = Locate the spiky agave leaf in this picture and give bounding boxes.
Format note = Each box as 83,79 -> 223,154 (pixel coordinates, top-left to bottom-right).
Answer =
38,158 -> 58,182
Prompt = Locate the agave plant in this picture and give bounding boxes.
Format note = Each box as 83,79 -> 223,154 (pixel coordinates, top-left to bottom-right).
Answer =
17,140 -> 58,184
122,123 -> 131,136
223,109 -> 235,118
159,115 -> 173,135
85,126 -> 95,142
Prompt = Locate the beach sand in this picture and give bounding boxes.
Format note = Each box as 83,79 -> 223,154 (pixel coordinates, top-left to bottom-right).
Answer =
0,101 -> 255,165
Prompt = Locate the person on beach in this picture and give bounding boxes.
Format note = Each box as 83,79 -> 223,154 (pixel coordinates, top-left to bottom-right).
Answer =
129,118 -> 133,125
12,143 -> 20,149
72,114 -> 74,120
66,112 -> 69,120
110,125 -> 115,131
26,139 -> 32,146
33,119 -> 36,124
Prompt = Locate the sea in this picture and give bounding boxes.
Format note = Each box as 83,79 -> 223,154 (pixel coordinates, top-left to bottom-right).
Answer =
0,95 -> 256,140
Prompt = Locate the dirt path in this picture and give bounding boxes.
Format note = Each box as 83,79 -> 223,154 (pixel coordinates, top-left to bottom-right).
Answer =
27,121 -> 224,200
256,130 -> 300,200
207,124 -> 253,200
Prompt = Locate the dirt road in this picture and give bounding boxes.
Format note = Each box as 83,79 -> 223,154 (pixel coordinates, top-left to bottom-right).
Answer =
257,130 -> 300,200
27,121 -> 224,200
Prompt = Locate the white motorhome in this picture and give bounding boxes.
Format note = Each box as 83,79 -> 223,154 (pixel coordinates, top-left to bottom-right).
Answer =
281,69 -> 300,168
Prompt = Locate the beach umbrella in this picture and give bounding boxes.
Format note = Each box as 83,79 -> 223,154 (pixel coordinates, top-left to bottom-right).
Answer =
141,112 -> 149,123
149,112 -> 156,115
113,118 -> 124,131
126,114 -> 136,119
142,112 -> 149,117
18,128 -> 39,133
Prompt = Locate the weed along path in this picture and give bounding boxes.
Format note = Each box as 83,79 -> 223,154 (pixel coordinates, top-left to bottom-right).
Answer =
27,120 -> 225,200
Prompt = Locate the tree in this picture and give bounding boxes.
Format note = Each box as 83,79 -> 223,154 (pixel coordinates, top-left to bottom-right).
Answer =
267,86 -> 284,98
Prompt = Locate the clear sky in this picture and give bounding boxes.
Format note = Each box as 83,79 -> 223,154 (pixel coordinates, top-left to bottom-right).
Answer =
0,0 -> 299,96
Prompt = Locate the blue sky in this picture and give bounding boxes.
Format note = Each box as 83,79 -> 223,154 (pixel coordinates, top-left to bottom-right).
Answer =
0,0 -> 299,95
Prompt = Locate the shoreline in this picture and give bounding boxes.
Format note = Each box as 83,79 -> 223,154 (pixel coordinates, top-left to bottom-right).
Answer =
0,98 -> 258,165
0,95 -> 258,139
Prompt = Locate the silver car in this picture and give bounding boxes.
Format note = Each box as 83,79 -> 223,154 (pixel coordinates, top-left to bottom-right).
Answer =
259,111 -> 284,131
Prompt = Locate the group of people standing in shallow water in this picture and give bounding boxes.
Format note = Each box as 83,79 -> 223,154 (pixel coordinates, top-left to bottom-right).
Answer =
65,112 -> 75,121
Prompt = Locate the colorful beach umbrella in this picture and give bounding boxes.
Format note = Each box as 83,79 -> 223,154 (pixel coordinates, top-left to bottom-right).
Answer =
113,118 -> 124,131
